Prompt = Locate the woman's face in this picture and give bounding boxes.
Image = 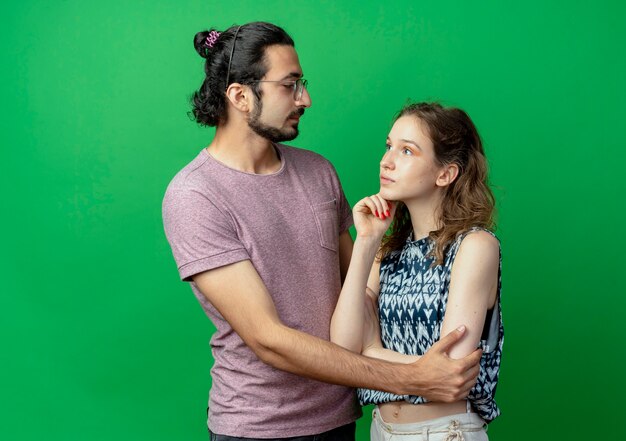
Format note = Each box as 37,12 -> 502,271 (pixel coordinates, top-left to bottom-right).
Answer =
379,116 -> 445,203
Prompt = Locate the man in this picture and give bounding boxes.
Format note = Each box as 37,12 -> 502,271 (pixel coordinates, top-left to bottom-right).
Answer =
163,22 -> 481,441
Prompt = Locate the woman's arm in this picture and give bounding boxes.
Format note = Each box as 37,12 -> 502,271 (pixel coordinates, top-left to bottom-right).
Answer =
441,230 -> 500,359
330,237 -> 380,351
361,230 -> 498,365
330,195 -> 394,352
361,276 -> 422,364
364,347 -> 421,364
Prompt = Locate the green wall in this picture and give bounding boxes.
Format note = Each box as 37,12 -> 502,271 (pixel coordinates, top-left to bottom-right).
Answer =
2,1 -> 624,439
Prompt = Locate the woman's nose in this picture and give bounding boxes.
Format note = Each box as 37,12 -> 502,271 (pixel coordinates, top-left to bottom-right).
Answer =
380,152 -> 394,170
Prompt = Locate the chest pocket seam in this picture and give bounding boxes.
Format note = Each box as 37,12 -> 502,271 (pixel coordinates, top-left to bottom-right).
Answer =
311,199 -> 339,252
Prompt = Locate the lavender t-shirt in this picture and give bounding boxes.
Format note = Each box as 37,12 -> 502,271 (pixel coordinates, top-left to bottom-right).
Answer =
162,144 -> 360,437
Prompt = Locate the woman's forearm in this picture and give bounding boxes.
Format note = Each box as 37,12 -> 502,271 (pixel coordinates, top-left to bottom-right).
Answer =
363,346 -> 421,364
330,235 -> 380,351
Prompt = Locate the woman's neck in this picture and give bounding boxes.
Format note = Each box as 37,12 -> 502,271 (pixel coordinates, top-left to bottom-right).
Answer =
404,195 -> 443,240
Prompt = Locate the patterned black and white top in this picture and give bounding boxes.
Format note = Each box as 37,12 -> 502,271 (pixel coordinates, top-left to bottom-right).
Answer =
357,227 -> 503,423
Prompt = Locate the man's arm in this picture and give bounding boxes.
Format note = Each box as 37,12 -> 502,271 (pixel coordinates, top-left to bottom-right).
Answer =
192,259 -> 481,401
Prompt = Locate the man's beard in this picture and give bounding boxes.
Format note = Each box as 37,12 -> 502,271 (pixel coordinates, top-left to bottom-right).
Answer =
248,96 -> 303,143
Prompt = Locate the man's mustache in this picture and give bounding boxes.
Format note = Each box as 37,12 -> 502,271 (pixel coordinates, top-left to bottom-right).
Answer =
289,109 -> 305,118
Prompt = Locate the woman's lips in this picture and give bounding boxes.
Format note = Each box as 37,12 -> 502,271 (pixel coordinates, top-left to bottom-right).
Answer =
380,175 -> 395,184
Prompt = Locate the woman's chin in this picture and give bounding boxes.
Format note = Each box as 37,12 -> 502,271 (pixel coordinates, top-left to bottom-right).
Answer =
378,188 -> 394,200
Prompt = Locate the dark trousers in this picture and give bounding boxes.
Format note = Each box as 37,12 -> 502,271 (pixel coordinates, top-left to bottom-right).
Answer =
209,422 -> 356,441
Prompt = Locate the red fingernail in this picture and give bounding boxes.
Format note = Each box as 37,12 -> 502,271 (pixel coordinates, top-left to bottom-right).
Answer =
374,210 -> 379,217
385,210 -> 390,216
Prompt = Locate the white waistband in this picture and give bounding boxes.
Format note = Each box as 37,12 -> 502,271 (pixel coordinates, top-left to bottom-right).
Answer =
372,408 -> 486,435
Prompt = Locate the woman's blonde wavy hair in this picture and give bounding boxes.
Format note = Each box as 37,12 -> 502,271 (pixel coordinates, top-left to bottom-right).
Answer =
379,102 -> 496,265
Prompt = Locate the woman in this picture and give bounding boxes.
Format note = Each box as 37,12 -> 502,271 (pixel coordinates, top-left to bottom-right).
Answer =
331,102 -> 503,440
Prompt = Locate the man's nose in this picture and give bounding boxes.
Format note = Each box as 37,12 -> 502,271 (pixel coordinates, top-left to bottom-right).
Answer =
296,87 -> 312,108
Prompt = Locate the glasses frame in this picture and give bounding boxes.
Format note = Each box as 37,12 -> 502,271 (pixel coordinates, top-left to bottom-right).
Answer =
247,78 -> 308,101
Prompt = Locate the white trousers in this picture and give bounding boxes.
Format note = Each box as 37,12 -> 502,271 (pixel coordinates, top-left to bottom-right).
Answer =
370,407 -> 488,441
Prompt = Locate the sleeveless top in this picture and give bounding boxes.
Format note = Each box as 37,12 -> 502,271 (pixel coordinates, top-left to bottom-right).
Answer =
357,228 -> 503,423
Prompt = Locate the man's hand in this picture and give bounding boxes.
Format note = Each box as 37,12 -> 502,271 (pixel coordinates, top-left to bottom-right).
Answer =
401,326 -> 482,402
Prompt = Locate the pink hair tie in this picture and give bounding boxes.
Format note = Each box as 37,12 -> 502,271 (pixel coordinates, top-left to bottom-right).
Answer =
205,30 -> 221,48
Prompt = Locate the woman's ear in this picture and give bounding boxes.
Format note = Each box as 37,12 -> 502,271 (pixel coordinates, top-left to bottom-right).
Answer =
436,163 -> 459,187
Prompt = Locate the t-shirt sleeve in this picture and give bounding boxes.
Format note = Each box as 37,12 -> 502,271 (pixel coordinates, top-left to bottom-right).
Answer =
162,186 -> 250,282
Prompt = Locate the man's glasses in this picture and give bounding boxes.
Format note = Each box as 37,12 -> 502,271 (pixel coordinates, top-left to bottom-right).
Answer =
248,78 -> 308,101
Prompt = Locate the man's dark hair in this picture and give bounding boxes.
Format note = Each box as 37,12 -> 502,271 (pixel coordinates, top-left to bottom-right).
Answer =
191,22 -> 295,127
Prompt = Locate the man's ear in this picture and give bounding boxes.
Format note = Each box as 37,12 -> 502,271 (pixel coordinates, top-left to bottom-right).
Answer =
436,163 -> 459,188
225,83 -> 252,113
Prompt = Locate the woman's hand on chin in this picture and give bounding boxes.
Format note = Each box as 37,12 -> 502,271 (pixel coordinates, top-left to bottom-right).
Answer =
353,194 -> 396,240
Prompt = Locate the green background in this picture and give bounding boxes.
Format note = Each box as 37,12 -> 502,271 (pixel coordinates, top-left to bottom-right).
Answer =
2,1 -> 624,440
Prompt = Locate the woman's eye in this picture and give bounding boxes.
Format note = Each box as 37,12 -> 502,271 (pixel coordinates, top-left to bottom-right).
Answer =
385,144 -> 391,151
402,148 -> 413,155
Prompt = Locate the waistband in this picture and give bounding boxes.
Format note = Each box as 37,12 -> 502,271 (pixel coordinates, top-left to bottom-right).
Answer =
372,407 -> 486,436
